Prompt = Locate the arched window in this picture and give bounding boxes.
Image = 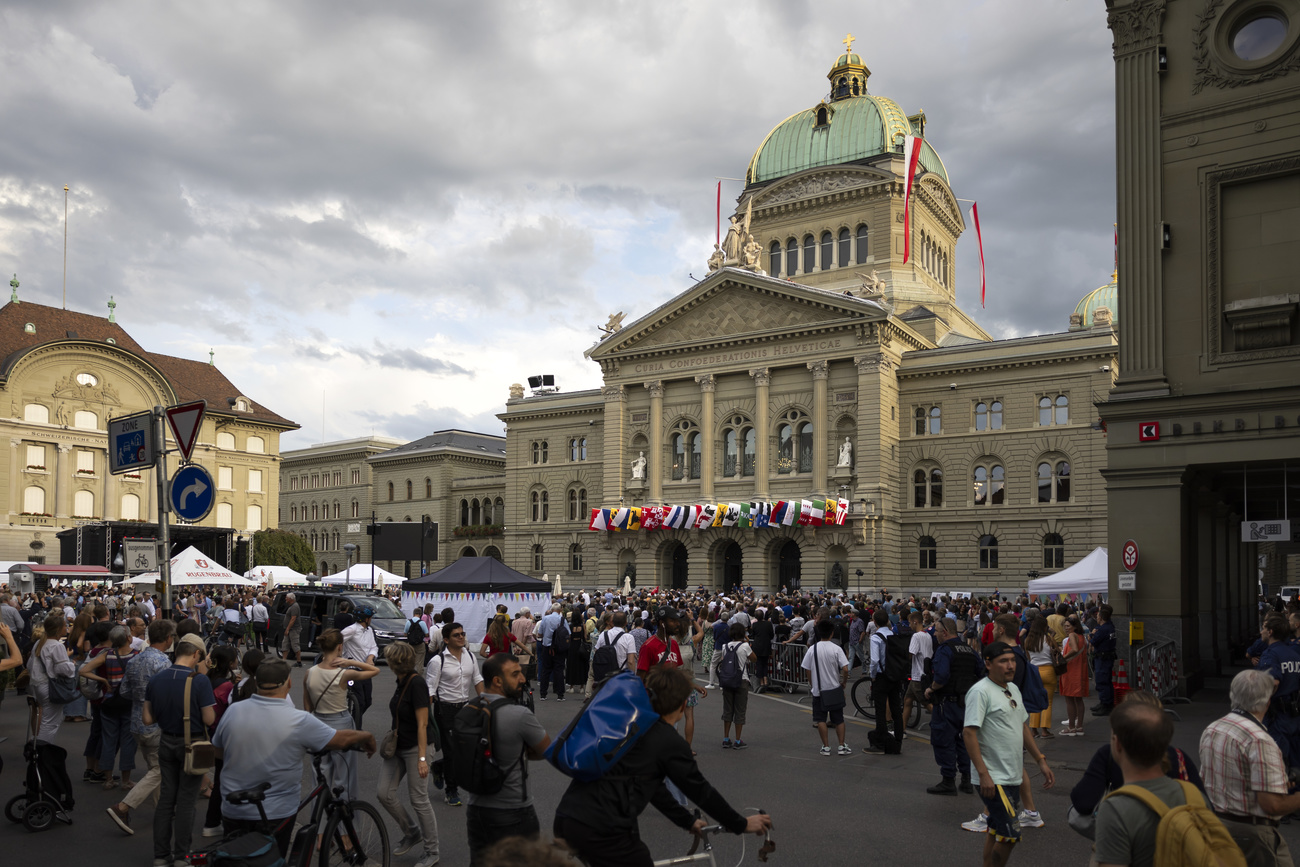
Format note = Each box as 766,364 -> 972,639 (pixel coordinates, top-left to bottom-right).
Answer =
121,492 -> 141,521
820,231 -> 833,270
578,488 -> 587,516
803,234 -> 815,273
533,490 -> 549,522
531,491 -> 540,522
815,106 -> 828,126
425,478 -> 432,498
797,421 -> 814,473
786,238 -> 798,276
979,535 -> 999,569
531,442 -> 540,464
351,500 -> 359,518
311,504 -> 318,520
1055,395 -> 1069,425
769,241 -> 781,276
74,410 -> 98,430
913,467 -> 943,507
723,429 -> 738,477
24,404 -> 49,423
855,224 -> 869,263
247,505 -> 262,531
570,543 -> 583,571
471,498 -> 481,525
671,433 -> 686,480
973,462 -> 1005,506
918,536 -> 937,570
742,428 -> 756,476
1043,533 -> 1065,569
929,406 -> 941,435
246,436 -> 264,454
777,423 -> 794,474
73,490 -> 94,517
290,505 -> 298,521
1039,394 -> 1070,426
406,480 -> 413,500
311,531 -> 318,549
688,432 -> 701,479
975,402 -> 988,431
989,401 -> 1003,430
217,432 -> 235,450
568,489 -> 578,521
332,502 -> 340,519
461,499 -> 470,526
532,545 -> 544,571
838,228 -> 851,268
216,502 -> 232,527
1038,461 -> 1072,503
914,407 -> 927,436
23,485 -> 44,514
540,441 -> 548,463
387,482 -> 394,502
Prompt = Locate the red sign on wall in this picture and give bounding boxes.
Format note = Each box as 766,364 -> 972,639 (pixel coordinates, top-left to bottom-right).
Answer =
1138,421 -> 1160,442
1122,539 -> 1140,572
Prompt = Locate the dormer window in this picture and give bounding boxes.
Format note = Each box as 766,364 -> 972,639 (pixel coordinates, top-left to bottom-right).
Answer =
816,106 -> 829,126
236,399 -> 249,411
23,323 -> 34,334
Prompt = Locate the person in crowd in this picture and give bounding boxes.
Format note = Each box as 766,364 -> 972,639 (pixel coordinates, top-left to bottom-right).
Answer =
534,603 -> 566,701
962,642 -> 1055,867
426,621 -> 485,807
81,606 -> 116,782
718,622 -> 752,750
864,607 -> 905,755
1091,603 -> 1117,716
280,592 -> 303,667
482,612 -> 523,658
1022,613 -> 1060,739
63,609 -> 94,723
305,628 -> 379,800
249,594 -> 270,653
213,657 -> 376,857
333,599 -> 355,632
125,616 -> 147,652
563,608 -> 588,691
465,654 -> 551,866
1057,615 -> 1090,736
106,617 -> 176,835
143,633 -> 215,867
751,608 -> 774,691
638,606 -> 705,755
1256,611 -> 1300,767
510,607 -> 535,657
378,642 -> 440,867
705,611 -> 731,688
29,611 -> 76,743
596,611 -> 639,678
628,610 -> 651,654
1092,698 -> 1186,867
803,619 -> 851,756
80,624 -> 137,790
341,605 -> 380,721
903,610 -> 934,735
924,616 -> 983,795
552,665 -> 772,867
199,644 -> 240,836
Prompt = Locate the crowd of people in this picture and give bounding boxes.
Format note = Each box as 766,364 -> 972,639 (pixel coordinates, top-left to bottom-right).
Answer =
0,581 -> 1297,867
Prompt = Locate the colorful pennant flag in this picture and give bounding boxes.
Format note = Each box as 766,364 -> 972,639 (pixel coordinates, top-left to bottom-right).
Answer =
589,508 -> 610,531
641,506 -> 663,531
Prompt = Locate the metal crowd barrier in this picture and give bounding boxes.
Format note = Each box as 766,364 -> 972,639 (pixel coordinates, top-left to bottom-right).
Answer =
767,641 -> 812,698
1133,640 -> 1190,718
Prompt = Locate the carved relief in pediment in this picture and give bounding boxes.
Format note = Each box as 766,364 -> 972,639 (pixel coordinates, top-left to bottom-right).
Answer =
757,171 -> 885,206
637,287 -> 846,349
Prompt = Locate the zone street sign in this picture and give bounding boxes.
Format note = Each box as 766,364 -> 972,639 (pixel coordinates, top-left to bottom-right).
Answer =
169,464 -> 215,523
108,410 -> 155,474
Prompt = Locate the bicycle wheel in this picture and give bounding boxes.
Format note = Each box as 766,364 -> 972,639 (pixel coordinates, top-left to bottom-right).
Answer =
347,688 -> 363,729
907,697 -> 923,729
850,677 -> 874,719
320,800 -> 390,867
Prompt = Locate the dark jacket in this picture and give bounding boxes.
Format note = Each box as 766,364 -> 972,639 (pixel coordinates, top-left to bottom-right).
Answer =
1070,743 -> 1204,814
555,718 -> 747,835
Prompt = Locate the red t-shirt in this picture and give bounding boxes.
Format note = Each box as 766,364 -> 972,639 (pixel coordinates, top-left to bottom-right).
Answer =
483,632 -> 517,657
981,622 -> 996,646
637,636 -> 682,672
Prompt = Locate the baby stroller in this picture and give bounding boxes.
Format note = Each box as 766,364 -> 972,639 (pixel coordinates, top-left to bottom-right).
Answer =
3,697 -> 74,832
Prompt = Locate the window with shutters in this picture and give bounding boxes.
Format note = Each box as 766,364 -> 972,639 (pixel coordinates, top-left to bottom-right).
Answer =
248,469 -> 262,493
219,467 -> 233,490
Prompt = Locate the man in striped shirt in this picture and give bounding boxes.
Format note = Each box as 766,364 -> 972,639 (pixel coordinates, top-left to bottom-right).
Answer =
1199,669 -> 1300,867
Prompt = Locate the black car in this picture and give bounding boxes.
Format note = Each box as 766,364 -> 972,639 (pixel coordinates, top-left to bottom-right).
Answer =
268,587 -> 410,656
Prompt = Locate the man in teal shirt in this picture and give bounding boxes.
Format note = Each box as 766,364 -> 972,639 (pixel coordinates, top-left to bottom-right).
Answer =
963,642 -> 1054,867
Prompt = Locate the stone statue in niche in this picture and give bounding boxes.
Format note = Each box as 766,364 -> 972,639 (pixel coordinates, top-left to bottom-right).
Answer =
830,561 -> 845,589
837,437 -> 853,467
631,451 -> 647,480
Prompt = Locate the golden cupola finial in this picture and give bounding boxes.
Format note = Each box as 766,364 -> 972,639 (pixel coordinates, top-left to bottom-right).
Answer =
828,33 -> 870,100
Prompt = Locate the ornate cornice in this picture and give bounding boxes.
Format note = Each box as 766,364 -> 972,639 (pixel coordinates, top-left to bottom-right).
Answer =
601,385 -> 626,401
753,169 -> 891,209
1107,0 -> 1166,56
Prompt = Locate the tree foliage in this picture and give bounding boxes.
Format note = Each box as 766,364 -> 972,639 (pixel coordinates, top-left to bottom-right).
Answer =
252,529 -> 315,574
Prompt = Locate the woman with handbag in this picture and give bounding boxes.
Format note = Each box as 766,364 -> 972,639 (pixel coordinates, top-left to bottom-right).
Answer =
376,641 -> 439,867
1057,615 -> 1091,736
1023,613 -> 1060,739
29,612 -> 78,743
304,628 -> 379,801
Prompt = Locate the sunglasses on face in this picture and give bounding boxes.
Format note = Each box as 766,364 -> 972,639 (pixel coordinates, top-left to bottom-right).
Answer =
450,632 -> 465,638
1002,688 -> 1018,709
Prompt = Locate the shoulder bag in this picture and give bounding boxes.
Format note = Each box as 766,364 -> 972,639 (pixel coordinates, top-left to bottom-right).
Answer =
38,642 -> 80,704
183,672 -> 217,775
812,643 -> 846,710
1051,635 -> 1069,676
380,675 -> 414,759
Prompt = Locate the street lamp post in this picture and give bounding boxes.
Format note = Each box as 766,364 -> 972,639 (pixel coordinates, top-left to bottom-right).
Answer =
344,542 -> 358,577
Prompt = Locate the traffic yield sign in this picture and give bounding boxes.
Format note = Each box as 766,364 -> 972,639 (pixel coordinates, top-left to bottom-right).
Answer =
169,464 -> 215,522
166,401 -> 206,462
1121,539 -> 1139,572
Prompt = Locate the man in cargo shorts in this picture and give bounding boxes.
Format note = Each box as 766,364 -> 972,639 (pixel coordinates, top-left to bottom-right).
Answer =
280,593 -> 303,667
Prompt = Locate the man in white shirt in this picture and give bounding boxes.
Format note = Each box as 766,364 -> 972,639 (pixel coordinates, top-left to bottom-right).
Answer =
864,609 -> 904,755
534,604 -> 567,701
801,619 -> 850,756
341,606 -> 380,722
140,594 -> 156,621
592,612 -> 638,681
903,610 -> 933,732
424,621 -> 484,807
250,595 -> 270,653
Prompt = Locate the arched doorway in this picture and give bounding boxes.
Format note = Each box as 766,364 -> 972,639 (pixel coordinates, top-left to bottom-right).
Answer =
777,540 -> 801,591
668,543 -> 688,590
482,546 -> 502,561
722,542 -> 743,591
459,546 -> 477,559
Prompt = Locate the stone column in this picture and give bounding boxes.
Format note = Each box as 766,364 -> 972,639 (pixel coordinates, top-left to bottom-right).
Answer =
750,369 -> 770,498
1107,0 -> 1167,397
808,361 -> 829,496
9,439 -> 21,516
696,374 -> 716,500
643,381 -> 663,505
55,445 -> 71,518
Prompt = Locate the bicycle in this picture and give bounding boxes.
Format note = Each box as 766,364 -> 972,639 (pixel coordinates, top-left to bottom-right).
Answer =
188,748 -> 389,867
651,810 -> 775,867
850,675 -> 923,731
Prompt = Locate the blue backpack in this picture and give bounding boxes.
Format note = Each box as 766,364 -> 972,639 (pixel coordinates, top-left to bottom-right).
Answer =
545,671 -> 659,782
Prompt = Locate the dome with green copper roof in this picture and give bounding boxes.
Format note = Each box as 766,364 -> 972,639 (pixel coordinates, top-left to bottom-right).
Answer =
746,43 -> 949,186
1070,273 -> 1118,330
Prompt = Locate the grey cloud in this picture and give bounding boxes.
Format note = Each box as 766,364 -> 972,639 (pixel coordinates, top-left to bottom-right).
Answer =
286,340 -> 470,376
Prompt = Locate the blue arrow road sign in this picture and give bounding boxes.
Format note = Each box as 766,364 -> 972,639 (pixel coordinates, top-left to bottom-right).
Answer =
169,464 -> 215,522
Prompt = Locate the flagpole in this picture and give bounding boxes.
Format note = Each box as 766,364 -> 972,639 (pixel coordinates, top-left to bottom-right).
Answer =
62,185 -> 68,310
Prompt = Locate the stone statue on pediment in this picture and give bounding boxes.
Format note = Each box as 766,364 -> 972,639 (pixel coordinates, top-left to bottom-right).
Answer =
856,270 -> 886,298
599,312 -> 626,336
721,215 -> 744,264
742,234 -> 764,273
707,244 -> 725,272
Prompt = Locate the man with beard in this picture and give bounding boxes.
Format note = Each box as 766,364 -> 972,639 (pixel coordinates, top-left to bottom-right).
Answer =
464,654 -> 551,867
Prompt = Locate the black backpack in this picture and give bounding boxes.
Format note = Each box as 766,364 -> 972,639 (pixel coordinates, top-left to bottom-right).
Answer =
406,617 -> 426,647
450,696 -> 515,796
590,630 -> 622,684
880,631 -> 911,683
717,642 -> 745,690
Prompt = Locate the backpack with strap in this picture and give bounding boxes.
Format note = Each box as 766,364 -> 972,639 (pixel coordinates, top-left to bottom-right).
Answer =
1106,781 -> 1246,867
450,696 -> 516,796
590,630 -> 622,684
717,642 -> 745,689
878,632 -> 911,683
406,617 -> 426,647
545,670 -> 659,782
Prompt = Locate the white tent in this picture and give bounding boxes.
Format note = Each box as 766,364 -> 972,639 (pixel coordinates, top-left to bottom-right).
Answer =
1027,547 -> 1110,596
122,546 -> 256,586
244,565 -> 306,588
320,562 -> 405,589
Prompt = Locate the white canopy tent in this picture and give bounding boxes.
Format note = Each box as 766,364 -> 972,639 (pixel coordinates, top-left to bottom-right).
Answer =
1027,547 -> 1110,597
320,563 -> 405,589
122,546 -> 257,586
243,565 -> 307,589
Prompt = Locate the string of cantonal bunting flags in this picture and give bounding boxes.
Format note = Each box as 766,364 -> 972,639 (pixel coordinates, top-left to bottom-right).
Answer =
589,497 -> 849,532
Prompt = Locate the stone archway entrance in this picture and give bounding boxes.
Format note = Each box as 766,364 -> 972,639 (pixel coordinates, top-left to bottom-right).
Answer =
778,540 -> 802,591
722,542 -> 743,590
669,543 -> 688,590
482,546 -> 502,561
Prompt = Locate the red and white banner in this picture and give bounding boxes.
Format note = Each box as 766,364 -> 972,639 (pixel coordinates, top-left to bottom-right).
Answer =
901,135 -> 923,264
969,202 -> 986,307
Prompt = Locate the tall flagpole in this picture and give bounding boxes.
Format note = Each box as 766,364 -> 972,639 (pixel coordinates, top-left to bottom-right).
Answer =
63,185 -> 69,310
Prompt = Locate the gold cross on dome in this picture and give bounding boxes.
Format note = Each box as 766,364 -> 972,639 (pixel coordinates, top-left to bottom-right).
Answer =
843,33 -> 855,53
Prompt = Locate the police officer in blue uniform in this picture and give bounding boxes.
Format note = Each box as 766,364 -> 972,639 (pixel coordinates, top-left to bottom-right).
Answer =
923,616 -> 984,795
1258,611 -> 1300,767
1090,603 -> 1117,716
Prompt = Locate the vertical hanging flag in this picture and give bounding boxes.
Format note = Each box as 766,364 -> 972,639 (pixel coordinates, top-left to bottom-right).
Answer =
737,503 -> 752,528
835,500 -> 848,526
902,135 -> 923,265
753,502 -> 770,529
716,181 -> 722,247
1113,222 -> 1118,272
627,507 -> 642,531
969,202 -> 986,307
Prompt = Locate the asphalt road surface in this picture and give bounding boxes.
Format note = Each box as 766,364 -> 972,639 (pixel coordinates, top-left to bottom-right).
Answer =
2,661 -> 1297,866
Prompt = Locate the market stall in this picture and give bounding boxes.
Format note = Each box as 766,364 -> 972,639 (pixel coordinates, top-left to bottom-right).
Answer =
401,557 -> 553,644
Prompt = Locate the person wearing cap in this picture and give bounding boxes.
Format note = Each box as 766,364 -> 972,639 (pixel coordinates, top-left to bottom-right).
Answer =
962,642 -> 1054,867
210,657 -> 376,857
342,605 -> 380,721
142,631 -> 216,867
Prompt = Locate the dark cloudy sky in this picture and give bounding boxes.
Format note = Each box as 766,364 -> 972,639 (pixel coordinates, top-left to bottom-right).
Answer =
0,1 -> 1118,449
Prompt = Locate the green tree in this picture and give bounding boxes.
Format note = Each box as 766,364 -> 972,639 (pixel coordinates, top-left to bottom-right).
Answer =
252,529 -> 315,574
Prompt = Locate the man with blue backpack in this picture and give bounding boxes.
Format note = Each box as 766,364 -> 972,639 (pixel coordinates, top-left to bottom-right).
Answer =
551,665 -> 772,867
